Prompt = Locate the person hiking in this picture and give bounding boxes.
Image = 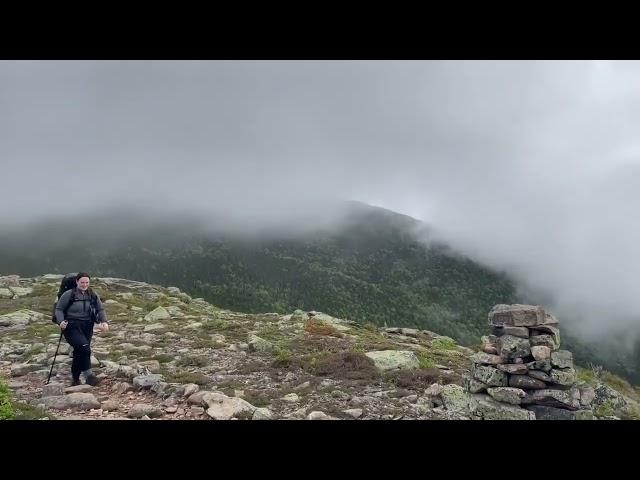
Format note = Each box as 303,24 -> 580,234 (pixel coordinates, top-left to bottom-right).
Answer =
54,272 -> 109,386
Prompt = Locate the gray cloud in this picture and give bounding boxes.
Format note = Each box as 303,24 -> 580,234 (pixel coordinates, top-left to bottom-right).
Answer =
2,60 -> 640,339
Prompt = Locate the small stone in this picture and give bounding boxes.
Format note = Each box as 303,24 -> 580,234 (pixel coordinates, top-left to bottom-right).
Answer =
165,406 -> 178,413
523,389 -> 580,410
163,396 -> 178,407
400,328 -> 419,337
471,352 -> 504,365
282,393 -> 300,403
252,408 -> 273,420
307,411 -> 334,420
531,346 -> 551,361
40,396 -> 69,410
137,360 -> 161,373
247,334 -> 274,353
286,407 -> 308,419
113,382 -> 133,394
481,335 -> 498,347
151,382 -> 168,396
441,384 -> 472,413
128,403 -> 163,418
487,387 -> 526,405
579,387 -> 596,407
343,408 -> 363,418
526,405 -> 576,420
331,390 -> 350,400
203,392 -> 256,420
188,391 -> 214,406
472,365 -> 508,387
551,350 -> 573,369
42,383 -> 65,398
550,368 -> 577,386
497,364 -> 528,374
497,335 -> 531,360
183,383 -> 199,397
65,384 -> 94,393
509,375 -> 547,390
530,334 -> 559,350
191,406 -> 205,415
530,325 -> 561,349
467,378 -> 488,393
364,350 -> 420,371
101,400 -> 119,412
489,304 -> 545,327
133,374 -> 163,390
492,326 -> 530,338
66,393 -> 101,410
10,363 -> 39,377
528,370 -> 553,382
471,393 -> 536,420
526,360 -> 552,372
424,383 -> 444,397
143,306 -> 170,322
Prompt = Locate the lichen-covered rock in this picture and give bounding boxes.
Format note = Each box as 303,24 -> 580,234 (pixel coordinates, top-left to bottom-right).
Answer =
470,394 -> 536,420
365,350 -> 419,371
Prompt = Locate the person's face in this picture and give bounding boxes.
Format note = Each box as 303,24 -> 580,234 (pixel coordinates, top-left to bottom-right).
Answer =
77,277 -> 90,291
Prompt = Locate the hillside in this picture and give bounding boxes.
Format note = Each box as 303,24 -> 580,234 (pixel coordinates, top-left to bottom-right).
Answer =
0,202 -> 638,385
1,274 -> 639,420
0,203 -> 518,345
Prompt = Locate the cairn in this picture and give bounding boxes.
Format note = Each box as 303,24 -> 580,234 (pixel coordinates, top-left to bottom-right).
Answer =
466,304 -> 594,420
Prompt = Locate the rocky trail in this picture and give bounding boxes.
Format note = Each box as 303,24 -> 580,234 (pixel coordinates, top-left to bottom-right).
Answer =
1,274 -> 638,420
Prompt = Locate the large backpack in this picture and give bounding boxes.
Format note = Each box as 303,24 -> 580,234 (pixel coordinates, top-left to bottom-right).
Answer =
50,273 -> 98,323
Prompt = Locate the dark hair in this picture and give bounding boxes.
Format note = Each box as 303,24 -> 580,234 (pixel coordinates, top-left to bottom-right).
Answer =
76,272 -> 91,281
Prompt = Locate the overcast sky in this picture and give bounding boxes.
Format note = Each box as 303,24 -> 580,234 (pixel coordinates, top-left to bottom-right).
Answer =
2,60 -> 640,337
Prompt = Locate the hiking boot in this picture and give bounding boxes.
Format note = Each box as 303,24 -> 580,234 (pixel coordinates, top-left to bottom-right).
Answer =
71,378 -> 81,386
85,374 -> 101,387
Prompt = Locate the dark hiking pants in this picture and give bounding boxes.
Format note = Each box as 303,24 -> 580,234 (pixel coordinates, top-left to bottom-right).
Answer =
63,321 -> 94,380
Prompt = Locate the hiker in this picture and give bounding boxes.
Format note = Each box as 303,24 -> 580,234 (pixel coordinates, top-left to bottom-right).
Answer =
54,272 -> 109,386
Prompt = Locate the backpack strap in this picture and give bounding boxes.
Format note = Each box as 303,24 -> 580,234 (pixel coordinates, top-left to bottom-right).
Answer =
87,288 -> 99,322
62,288 -> 76,316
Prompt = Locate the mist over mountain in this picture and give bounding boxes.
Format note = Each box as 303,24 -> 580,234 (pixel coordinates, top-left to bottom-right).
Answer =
1,201 -> 639,384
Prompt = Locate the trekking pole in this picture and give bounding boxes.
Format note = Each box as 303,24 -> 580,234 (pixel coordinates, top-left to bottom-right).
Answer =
46,330 -> 64,385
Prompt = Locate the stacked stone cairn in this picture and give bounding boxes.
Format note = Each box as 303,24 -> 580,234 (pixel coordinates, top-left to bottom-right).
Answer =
466,304 -> 594,420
